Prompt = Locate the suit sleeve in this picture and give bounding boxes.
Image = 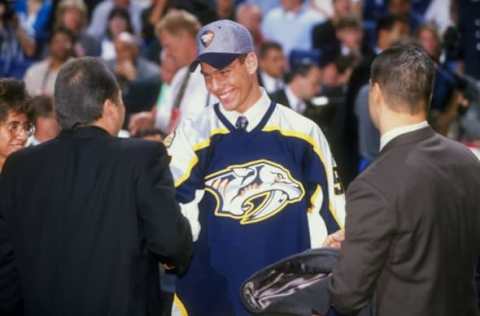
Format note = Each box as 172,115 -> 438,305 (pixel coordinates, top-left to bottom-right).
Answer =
304,124 -> 346,247
0,161 -> 23,314
329,178 -> 395,314
135,143 -> 193,275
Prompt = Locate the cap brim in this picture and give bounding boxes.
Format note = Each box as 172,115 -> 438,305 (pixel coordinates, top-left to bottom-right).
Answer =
189,53 -> 242,72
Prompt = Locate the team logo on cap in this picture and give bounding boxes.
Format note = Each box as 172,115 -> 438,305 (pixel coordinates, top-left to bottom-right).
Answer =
200,30 -> 215,48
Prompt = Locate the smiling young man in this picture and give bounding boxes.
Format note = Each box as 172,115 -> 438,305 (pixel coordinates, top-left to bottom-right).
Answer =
167,20 -> 346,316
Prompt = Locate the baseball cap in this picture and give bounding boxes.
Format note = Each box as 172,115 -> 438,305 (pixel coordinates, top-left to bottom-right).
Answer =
190,19 -> 254,71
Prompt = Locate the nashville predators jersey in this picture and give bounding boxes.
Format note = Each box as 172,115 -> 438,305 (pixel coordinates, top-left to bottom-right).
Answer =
167,99 -> 345,316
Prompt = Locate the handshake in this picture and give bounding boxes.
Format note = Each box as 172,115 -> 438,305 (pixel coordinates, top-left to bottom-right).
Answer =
323,230 -> 345,249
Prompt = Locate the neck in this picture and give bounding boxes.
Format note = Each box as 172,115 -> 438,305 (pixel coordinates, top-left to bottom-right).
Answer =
34,131 -> 52,143
378,111 -> 427,136
0,156 -> 5,173
237,84 -> 262,113
288,81 -> 303,100
49,57 -> 66,70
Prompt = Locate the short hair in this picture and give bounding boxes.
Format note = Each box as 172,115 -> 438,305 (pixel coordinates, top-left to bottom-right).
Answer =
48,26 -> 75,45
376,14 -> 408,35
0,79 -> 33,123
285,61 -> 317,83
29,95 -> 55,120
107,7 -> 134,39
258,41 -> 283,59
155,9 -> 201,38
370,44 -> 435,114
335,15 -> 362,31
54,57 -> 120,129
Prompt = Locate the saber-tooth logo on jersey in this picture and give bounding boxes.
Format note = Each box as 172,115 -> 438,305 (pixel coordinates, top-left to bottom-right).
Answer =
205,160 -> 305,224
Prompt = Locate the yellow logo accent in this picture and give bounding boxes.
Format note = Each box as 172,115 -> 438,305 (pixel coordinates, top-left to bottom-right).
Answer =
205,160 -> 305,224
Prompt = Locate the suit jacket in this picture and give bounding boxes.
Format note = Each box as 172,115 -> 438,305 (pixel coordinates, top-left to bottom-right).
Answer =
269,89 -> 290,108
0,126 -> 192,316
329,126 -> 480,316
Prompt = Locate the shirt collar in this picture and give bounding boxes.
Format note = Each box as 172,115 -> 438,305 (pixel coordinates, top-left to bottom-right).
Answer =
380,121 -> 429,151
285,85 -> 305,113
219,88 -> 271,132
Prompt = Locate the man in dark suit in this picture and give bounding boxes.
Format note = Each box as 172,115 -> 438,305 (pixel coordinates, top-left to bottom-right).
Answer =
0,57 -> 193,316
327,45 -> 480,316
270,61 -> 321,115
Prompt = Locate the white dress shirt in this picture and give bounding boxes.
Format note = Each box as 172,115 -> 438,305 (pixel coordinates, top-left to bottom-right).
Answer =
285,86 -> 306,114
380,121 -> 429,151
219,88 -> 271,132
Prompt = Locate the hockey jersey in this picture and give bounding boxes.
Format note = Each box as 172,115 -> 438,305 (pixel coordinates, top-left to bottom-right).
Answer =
167,92 -> 345,316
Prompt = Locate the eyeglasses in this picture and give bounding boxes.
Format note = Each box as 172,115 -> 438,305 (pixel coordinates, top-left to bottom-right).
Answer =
1,121 -> 35,137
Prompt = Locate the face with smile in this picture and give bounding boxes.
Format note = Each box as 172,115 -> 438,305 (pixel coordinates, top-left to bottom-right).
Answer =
200,52 -> 260,113
0,111 -> 31,169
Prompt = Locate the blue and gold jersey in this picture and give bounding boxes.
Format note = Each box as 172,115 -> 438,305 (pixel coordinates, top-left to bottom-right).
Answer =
167,99 -> 345,316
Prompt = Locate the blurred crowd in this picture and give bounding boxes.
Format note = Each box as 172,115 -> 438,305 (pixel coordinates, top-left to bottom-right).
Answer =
1,0 -> 479,186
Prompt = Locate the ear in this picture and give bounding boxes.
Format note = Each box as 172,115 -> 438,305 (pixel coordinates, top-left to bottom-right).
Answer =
244,52 -> 258,75
371,82 -> 384,106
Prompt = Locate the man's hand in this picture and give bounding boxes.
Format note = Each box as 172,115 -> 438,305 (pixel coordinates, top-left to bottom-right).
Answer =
129,110 -> 155,135
323,230 -> 345,249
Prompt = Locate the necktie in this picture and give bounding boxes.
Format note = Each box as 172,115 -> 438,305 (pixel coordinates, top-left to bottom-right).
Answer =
235,116 -> 249,130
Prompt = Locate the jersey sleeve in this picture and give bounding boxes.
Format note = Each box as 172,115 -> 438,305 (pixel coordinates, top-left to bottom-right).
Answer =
166,120 -> 207,241
304,124 -> 346,248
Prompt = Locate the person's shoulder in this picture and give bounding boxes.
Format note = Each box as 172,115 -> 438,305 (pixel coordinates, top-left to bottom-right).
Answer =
437,134 -> 480,164
25,60 -> 48,74
175,105 -> 228,144
269,103 -> 323,137
263,6 -> 283,21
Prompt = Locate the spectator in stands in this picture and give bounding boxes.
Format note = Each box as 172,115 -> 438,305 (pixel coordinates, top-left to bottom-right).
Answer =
215,0 -> 235,20
335,14 -> 410,187
55,0 -> 101,57
261,0 -> 325,59
24,27 -> 75,96
388,0 -> 424,32
100,7 -> 134,60
312,0 -> 353,53
270,61 -> 321,115
0,0 -> 36,78
257,41 -> 286,94
235,2 -> 263,49
140,0 -> 169,62
334,15 -> 370,64
27,95 -> 59,146
87,0 -> 142,40
14,0 -> 53,45
106,32 -> 160,119
0,78 -> 33,173
320,54 -> 355,92
458,0 -> 480,81
129,10 -> 215,135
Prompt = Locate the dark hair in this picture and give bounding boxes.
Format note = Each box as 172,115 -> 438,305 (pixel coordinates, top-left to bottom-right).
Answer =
376,14 -> 408,35
107,7 -> 134,39
48,26 -> 76,45
335,15 -> 361,31
54,57 -> 120,129
285,61 -> 317,83
258,41 -> 283,59
370,44 -> 435,113
0,78 -> 33,123
29,95 -> 55,119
